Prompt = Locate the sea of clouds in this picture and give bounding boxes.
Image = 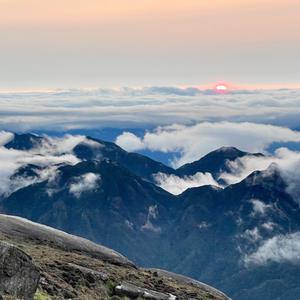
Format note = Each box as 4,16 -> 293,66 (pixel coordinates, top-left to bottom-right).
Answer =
1,87 -> 300,266
1,87 -> 300,131
116,122 -> 300,167
2,85 -> 300,201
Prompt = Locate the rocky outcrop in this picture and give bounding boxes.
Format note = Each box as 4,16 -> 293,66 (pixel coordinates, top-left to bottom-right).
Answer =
0,241 -> 40,300
0,214 -> 134,268
0,214 -> 230,300
115,282 -> 175,299
67,263 -> 109,282
148,269 -> 232,300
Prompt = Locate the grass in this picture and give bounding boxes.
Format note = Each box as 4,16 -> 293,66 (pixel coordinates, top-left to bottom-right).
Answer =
34,290 -> 50,300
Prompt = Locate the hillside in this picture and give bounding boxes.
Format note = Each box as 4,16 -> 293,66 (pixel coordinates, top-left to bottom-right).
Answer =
0,214 -> 229,300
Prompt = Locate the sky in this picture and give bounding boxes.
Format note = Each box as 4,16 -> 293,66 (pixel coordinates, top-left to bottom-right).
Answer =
1,0 -> 300,89
1,0 -> 300,169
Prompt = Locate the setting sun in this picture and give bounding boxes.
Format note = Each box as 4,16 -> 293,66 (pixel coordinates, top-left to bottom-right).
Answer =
215,83 -> 229,93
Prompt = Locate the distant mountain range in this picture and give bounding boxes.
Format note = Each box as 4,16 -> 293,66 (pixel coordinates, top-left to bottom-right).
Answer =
0,132 -> 299,300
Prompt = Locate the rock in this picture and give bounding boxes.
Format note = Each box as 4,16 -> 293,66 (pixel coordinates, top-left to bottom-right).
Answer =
0,214 -> 135,268
67,263 -> 109,281
147,269 -> 232,300
0,214 -> 230,300
0,241 -> 40,300
115,282 -> 176,300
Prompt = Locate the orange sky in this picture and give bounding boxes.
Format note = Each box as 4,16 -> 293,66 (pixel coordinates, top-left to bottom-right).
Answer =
0,0 -> 300,88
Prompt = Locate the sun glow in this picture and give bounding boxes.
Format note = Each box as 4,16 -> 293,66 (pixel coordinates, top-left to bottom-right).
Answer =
215,83 -> 229,93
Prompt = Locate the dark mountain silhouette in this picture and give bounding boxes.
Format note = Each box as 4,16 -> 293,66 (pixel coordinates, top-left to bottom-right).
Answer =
1,133 -> 299,300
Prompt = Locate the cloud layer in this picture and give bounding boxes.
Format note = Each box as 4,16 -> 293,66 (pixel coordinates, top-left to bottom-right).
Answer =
116,122 -> 300,167
1,87 -> 300,131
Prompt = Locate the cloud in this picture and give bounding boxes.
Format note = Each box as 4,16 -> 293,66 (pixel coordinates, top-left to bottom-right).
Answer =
1,87 -> 300,131
30,134 -> 102,156
0,131 -> 14,146
0,132 -> 94,196
69,173 -> 100,198
153,172 -> 219,195
115,121 -> 300,201
0,145 -> 79,196
141,205 -> 161,233
116,122 -> 300,167
115,132 -> 145,152
250,199 -> 272,216
241,227 -> 262,243
244,232 -> 300,265
261,222 -> 276,231
219,148 -> 300,204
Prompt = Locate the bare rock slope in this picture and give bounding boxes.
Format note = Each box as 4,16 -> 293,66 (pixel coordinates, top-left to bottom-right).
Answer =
0,214 -> 230,300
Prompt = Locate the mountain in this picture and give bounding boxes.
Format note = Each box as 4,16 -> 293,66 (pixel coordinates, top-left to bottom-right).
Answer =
4,133 -> 43,150
0,214 -> 229,300
172,166 -> 300,300
1,159 -> 176,266
176,146 -> 264,177
5,134 -> 264,184
74,137 -> 175,182
5,133 -> 174,183
1,132 -> 299,300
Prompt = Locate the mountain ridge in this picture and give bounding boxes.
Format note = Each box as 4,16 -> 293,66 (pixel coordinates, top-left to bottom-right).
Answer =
0,131 -> 299,300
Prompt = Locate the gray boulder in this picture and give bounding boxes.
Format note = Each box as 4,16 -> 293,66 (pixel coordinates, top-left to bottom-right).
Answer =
147,269 -> 232,300
115,282 -> 176,300
0,241 -> 40,300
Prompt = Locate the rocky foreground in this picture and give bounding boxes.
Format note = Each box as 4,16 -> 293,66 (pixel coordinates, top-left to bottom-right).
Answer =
0,214 -> 230,300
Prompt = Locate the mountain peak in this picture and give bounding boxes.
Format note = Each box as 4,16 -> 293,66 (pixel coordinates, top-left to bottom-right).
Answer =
215,146 -> 246,155
177,147 -> 252,176
4,132 -> 43,150
244,163 -> 286,189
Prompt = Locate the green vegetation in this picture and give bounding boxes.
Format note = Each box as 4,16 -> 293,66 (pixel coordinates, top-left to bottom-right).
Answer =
34,290 -> 50,300
106,279 -> 118,296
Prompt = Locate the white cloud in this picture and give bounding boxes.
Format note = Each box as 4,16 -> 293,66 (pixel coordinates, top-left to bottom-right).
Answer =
241,227 -> 262,243
250,199 -> 272,216
141,205 -> 161,233
115,132 -> 145,152
0,132 -> 93,196
69,173 -> 100,198
0,145 -> 80,196
219,148 -> 300,204
0,131 -> 14,146
219,155 -> 275,185
244,232 -> 300,265
1,87 -> 300,131
116,122 -> 300,167
154,172 -> 219,195
31,134 -> 101,156
261,222 -> 275,231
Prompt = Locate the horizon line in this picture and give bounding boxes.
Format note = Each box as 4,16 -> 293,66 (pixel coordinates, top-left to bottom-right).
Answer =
1,82 -> 300,94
